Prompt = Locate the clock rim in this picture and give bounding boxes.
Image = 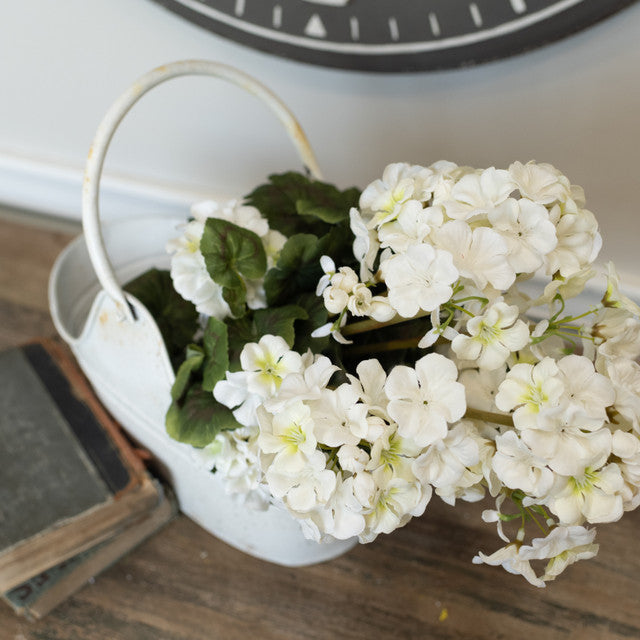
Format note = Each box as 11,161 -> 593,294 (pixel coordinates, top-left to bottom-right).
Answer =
149,0 -> 639,72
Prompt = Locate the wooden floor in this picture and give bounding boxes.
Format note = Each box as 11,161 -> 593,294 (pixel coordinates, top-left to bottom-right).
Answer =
2,212 -> 640,640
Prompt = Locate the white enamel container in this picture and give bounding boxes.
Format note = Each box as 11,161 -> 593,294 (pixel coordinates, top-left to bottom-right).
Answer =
49,60 -> 356,566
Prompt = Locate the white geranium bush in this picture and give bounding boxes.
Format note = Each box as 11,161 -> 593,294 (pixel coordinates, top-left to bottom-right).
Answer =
132,163 -> 640,588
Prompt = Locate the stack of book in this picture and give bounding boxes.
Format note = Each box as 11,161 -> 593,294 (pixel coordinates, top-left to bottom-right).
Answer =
0,339 -> 176,620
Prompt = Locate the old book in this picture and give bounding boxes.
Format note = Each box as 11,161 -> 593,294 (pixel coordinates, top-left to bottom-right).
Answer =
3,486 -> 176,620
0,339 -> 161,592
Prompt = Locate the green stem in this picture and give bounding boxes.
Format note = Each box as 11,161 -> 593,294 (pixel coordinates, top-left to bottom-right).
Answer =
525,507 -> 549,536
464,407 -> 514,428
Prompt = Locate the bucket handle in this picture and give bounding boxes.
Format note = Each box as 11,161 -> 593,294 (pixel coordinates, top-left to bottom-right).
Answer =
82,59 -> 322,323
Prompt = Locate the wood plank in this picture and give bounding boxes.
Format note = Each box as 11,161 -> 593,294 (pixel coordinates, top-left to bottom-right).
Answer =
1,212 -> 639,639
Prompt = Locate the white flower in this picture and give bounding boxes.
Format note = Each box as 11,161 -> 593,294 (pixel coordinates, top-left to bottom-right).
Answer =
534,267 -> 595,306
547,463 -> 625,525
444,167 -> 516,220
322,266 -> 360,314
257,401 -> 317,475
544,210 -> 601,277
385,353 -> 466,447
381,244 -> 458,317
474,524 -> 598,587
368,430 -> 423,481
331,266 -> 359,293
245,278 -> 267,310
495,358 -> 565,430
262,229 -> 287,268
359,162 -> 428,227
360,471 -> 431,543
315,255 -> 336,295
612,431 -> 640,509
167,219 -> 231,317
555,355 -> 615,430
412,421 -> 480,489
347,359 -> 389,416
310,384 -> 367,447
521,427 -> 612,477
337,445 -> 370,474
508,161 -> 571,205
349,208 -> 380,281
488,198 -> 557,274
595,309 -> 640,362
194,427 -> 269,508
452,301 -> 530,370
435,220 -> 515,292
472,543 -> 545,588
492,431 -> 554,498
603,262 -> 640,316
600,357 -> 640,432
240,335 -> 303,397
481,494 -> 510,543
192,199 -> 269,237
377,201 -> 443,253
268,354 -> 338,411
265,450 -> 337,513
323,285 -> 349,315
321,475 -> 370,540
458,366 -> 506,412
346,283 -> 377,318
213,371 -> 261,427
531,526 -> 599,582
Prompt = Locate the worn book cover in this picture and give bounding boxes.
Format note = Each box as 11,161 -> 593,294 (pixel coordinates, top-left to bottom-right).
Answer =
0,339 -> 160,592
3,486 -> 176,620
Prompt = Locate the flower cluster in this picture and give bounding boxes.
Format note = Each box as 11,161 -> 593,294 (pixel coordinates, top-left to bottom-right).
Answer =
156,164 -> 640,587
212,335 -> 495,542
310,161 -> 640,585
167,199 -> 285,317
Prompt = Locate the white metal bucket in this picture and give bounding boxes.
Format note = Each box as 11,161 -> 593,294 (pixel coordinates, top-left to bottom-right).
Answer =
48,60 -> 356,566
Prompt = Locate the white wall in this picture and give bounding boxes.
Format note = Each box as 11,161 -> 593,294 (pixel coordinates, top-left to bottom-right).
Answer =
1,1 -> 639,279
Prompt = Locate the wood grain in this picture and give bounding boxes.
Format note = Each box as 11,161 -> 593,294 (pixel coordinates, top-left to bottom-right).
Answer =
1,213 -> 639,639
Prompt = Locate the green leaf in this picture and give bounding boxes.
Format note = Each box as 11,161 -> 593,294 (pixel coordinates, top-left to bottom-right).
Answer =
200,219 -> 267,289
226,316 -> 258,371
222,285 -> 247,319
245,173 -> 325,237
296,199 -> 349,224
254,304 -> 308,348
124,268 -> 199,368
170,345 -> 204,401
166,387 -> 241,447
244,172 -> 360,237
202,317 -> 229,392
264,234 -> 324,306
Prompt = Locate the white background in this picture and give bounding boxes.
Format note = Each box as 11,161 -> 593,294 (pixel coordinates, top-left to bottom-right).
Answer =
1,1 -> 639,280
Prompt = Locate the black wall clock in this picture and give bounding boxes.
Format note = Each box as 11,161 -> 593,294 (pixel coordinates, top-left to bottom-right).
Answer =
150,0 -> 638,72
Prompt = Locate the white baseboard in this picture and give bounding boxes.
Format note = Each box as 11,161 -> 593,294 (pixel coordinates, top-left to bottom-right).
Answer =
0,150 -> 230,222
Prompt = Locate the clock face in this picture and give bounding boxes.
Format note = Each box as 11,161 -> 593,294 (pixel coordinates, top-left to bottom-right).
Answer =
151,0 -> 638,72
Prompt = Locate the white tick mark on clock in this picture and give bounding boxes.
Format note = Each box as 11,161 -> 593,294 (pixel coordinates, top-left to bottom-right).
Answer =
273,4 -> 282,28
305,14 -> 327,38
388,16 -> 400,42
234,0 -> 245,17
469,3 -> 483,28
350,16 -> 360,41
428,12 -> 441,37
509,0 -> 527,14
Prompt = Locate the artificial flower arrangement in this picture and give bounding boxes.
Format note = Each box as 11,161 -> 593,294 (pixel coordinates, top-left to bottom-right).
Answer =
125,160 -> 640,587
